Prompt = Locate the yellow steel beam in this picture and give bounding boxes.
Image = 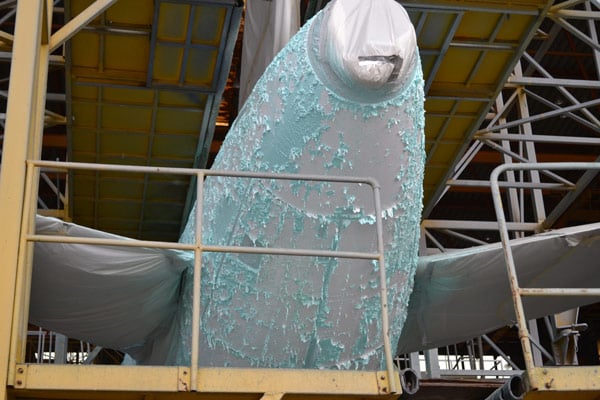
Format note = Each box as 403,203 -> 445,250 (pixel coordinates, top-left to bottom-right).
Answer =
524,366 -> 600,400
0,30 -> 13,46
49,0 -> 119,53
14,365 -> 182,393
0,2 -> 51,400
41,0 -> 51,45
12,364 -> 600,400
403,0 -> 550,11
9,0 -> 55,374
4,3 -> 126,395
12,365 -> 398,398
196,368 -> 395,395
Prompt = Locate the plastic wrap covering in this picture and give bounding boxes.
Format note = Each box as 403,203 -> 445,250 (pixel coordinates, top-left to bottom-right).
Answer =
29,215 -> 190,362
397,223 -> 600,354
324,0 -> 417,91
175,0 -> 425,369
239,0 -> 301,108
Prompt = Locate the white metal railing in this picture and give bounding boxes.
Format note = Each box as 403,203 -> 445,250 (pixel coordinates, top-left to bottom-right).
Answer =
491,162 -> 600,389
26,329 -> 93,364
19,160 -> 399,393
398,337 -> 521,380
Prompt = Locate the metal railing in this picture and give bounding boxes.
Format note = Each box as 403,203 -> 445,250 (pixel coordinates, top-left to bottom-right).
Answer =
25,329 -> 95,364
17,160 -> 399,393
398,338 -> 521,381
490,162 -> 600,390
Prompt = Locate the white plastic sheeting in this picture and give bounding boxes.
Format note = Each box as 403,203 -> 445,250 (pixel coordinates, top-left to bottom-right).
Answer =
30,218 -> 600,365
324,0 -> 417,89
397,223 -> 600,354
30,216 -> 600,366
238,0 -> 301,108
29,215 -> 190,361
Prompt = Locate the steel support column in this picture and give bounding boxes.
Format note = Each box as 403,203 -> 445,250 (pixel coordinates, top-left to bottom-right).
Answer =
1,2 -> 125,395
0,2 -> 51,400
496,94 -> 522,225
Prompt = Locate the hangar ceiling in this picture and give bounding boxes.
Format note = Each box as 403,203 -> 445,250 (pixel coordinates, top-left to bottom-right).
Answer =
66,0 -> 243,241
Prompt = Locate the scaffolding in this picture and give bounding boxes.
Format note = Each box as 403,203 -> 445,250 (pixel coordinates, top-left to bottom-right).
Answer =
5,160 -> 409,400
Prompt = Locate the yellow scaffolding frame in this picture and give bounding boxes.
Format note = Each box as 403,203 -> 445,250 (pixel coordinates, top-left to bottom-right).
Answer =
0,2 -> 54,400
11,365 -> 398,400
491,162 -> 600,400
2,165 -> 407,399
9,160 -> 404,398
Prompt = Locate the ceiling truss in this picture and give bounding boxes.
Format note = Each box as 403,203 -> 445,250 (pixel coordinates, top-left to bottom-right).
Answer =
422,0 -> 600,252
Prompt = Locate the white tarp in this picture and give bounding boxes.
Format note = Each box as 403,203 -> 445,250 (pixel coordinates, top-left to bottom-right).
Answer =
238,0 -> 301,108
30,217 -> 600,364
397,223 -> 600,354
30,215 -> 190,359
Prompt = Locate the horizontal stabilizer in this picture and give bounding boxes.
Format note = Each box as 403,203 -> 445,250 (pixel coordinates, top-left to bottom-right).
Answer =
398,223 -> 600,354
